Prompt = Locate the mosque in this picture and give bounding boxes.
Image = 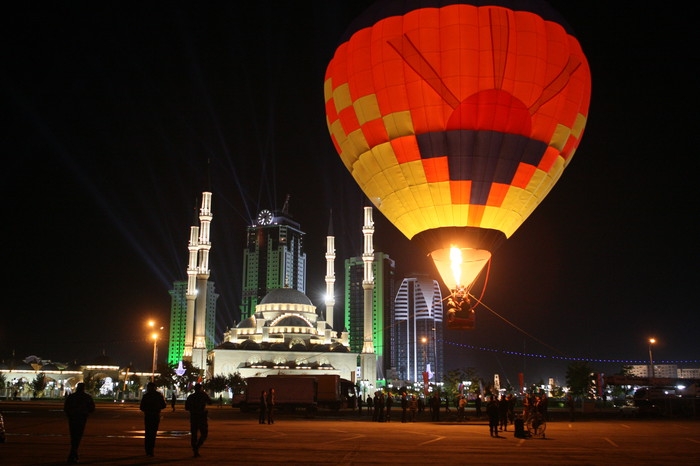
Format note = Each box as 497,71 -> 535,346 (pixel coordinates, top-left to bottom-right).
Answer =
169,193 -> 446,390
170,193 -> 364,385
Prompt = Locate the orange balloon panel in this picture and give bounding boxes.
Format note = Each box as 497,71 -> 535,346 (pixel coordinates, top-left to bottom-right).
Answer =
325,1 -> 591,249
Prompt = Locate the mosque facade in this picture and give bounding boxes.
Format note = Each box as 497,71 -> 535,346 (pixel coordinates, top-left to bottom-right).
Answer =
207,287 -> 357,381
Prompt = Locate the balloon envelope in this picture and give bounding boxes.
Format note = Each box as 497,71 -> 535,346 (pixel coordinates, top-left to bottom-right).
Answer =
325,0 -> 591,288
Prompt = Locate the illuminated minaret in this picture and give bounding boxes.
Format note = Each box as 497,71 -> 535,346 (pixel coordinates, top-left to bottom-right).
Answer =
360,206 -> 377,387
183,222 -> 199,360
192,191 -> 212,370
324,211 -> 335,332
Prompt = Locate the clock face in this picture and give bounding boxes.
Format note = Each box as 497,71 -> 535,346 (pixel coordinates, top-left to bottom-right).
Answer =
257,209 -> 273,225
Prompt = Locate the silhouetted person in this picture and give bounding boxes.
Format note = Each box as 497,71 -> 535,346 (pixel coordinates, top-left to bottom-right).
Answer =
486,396 -> 499,437
185,383 -> 212,457
430,393 -> 440,421
259,390 -> 268,424
567,394 -> 575,422
400,392 -> 408,423
267,388 -> 276,424
475,394 -> 482,418
498,394 -> 508,431
64,382 -> 95,464
171,392 -> 177,412
140,382 -> 166,457
408,395 -> 418,422
385,392 -> 393,422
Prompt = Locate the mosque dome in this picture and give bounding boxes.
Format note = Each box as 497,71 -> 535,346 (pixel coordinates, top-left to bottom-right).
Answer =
239,339 -> 261,350
273,315 -> 312,328
260,288 -> 313,306
290,342 -> 308,352
237,316 -> 256,329
216,341 -> 238,350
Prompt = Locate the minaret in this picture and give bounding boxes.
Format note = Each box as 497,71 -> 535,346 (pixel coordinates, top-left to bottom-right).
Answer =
183,220 -> 199,360
360,206 -> 377,388
192,191 -> 212,370
324,210 -> 335,332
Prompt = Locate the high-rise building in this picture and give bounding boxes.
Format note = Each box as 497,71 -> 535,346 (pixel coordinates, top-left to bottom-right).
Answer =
168,280 -> 219,366
344,252 -> 395,382
393,276 -> 444,383
240,205 -> 307,321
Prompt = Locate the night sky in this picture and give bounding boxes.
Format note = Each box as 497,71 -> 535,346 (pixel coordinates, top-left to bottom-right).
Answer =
2,2 -> 697,386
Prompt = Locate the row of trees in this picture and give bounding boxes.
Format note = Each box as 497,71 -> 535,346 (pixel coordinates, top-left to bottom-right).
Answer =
153,361 -> 246,398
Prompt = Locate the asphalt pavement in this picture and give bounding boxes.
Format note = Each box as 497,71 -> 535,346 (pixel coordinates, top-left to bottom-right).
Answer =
1,401 -> 699,465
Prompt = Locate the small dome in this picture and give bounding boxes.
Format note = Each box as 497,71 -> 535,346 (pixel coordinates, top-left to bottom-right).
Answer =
331,344 -> 350,353
89,352 -> 116,366
309,344 -> 330,352
290,342 -> 307,352
260,288 -> 313,306
216,341 -> 238,350
237,316 -> 256,329
14,362 -> 34,371
239,339 -> 261,350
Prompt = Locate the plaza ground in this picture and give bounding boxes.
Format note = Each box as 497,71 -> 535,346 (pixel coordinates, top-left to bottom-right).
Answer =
1,400 -> 699,465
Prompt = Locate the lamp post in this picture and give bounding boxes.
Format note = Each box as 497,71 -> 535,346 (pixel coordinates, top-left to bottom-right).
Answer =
148,320 -> 163,383
648,337 -> 656,379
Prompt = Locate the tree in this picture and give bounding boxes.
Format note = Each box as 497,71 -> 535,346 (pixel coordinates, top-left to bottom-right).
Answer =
82,371 -> 98,395
442,368 -> 480,402
205,375 -> 228,395
31,372 -> 47,398
154,361 -> 175,389
171,360 -> 201,392
227,372 -> 246,396
566,361 -> 594,397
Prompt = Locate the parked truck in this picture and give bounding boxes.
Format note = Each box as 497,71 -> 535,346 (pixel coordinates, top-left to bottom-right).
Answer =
239,376 -> 318,414
238,374 -> 356,414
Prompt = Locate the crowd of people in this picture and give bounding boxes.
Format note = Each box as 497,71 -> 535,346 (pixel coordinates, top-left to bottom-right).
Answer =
64,382 -> 213,462
64,382 -> 556,462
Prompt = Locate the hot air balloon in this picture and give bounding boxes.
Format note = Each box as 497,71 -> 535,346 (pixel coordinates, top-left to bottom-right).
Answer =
324,0 -> 591,325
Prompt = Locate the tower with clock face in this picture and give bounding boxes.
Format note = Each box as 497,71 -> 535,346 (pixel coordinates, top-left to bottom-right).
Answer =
240,208 -> 307,320
256,209 -> 274,226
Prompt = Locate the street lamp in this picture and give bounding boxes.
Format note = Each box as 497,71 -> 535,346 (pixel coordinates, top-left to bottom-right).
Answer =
648,337 -> 656,379
148,320 -> 163,383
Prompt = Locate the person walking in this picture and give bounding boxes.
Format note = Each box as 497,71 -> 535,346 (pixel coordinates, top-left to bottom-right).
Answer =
408,395 -> 418,422
140,382 -> 167,457
185,383 -> 212,457
400,392 -> 408,423
430,393 -> 441,421
385,392 -> 393,422
498,394 -> 509,432
259,390 -> 268,424
64,382 -> 95,464
457,394 -> 466,421
266,388 -> 276,424
171,392 -> 177,412
486,395 -> 500,437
